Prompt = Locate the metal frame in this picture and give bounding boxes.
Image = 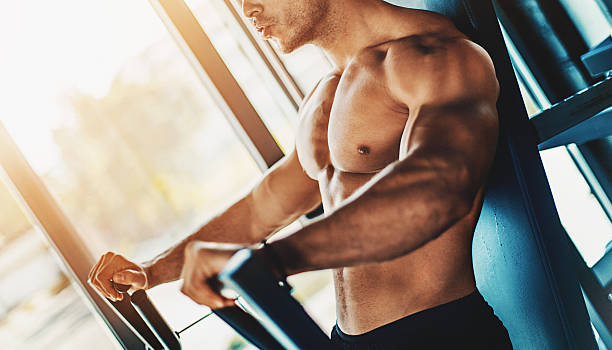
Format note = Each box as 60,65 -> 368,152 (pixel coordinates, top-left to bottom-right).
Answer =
532,77 -> 612,150
0,123 -> 146,350
503,18 -> 612,349
594,0 -> 612,23
567,144 -> 612,223
576,143 -> 612,223
223,0 -> 305,109
149,0 -> 285,170
219,250 -> 333,350
0,0 -> 295,348
505,23 -> 612,224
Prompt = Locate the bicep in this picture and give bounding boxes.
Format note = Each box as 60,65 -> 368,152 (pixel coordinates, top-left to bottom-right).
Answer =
399,99 -> 499,200
251,149 -> 321,232
390,41 -> 500,197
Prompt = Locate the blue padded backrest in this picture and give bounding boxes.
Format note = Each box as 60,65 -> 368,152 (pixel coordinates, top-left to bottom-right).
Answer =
385,1 -> 597,349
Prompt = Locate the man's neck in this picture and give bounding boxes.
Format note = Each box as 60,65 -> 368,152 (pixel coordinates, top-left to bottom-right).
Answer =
313,1 -> 453,71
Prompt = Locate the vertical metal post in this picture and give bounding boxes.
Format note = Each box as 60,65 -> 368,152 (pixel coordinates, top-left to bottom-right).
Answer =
223,0 -> 305,108
594,0 -> 612,21
0,122 -> 145,350
494,0 -> 612,211
149,0 -> 285,170
495,2 -> 612,346
494,0 -> 596,102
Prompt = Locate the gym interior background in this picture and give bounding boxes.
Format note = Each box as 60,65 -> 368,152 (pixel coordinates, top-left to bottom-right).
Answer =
0,0 -> 611,349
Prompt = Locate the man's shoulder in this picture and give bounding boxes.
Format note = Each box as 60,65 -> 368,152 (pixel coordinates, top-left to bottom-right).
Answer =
375,34 -> 499,107
384,33 -> 479,60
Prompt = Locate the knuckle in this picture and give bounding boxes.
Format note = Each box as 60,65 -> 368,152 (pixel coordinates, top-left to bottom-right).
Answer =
184,243 -> 197,257
181,280 -> 191,290
180,286 -> 189,296
186,241 -> 205,256
95,276 -> 107,292
185,241 -> 196,252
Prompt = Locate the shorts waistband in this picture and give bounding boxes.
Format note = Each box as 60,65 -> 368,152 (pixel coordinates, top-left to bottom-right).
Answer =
334,290 -> 493,343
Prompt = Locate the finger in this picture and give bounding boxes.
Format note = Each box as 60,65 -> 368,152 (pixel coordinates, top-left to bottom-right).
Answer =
97,255 -> 121,301
91,253 -> 111,298
103,254 -> 125,301
88,257 -> 102,282
96,269 -> 116,301
182,283 -> 226,309
89,253 -> 108,287
221,298 -> 236,308
206,278 -> 236,307
88,258 -> 102,288
113,269 -> 146,290
181,275 -> 227,309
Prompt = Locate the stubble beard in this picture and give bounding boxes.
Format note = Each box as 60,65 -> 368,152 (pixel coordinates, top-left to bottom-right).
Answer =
274,1 -> 330,54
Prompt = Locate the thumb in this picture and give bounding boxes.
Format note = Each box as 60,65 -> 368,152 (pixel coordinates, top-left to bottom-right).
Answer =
113,269 -> 147,289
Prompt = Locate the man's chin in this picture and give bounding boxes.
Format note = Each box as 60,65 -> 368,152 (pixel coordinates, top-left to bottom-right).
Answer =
270,39 -> 300,54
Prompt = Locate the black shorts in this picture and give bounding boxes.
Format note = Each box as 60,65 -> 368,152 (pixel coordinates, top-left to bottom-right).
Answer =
330,290 -> 513,350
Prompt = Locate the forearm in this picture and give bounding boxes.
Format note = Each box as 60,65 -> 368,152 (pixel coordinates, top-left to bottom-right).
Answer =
271,162 -> 474,276
144,195 -> 265,288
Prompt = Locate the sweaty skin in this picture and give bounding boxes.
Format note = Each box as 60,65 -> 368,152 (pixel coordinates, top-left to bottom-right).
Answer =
89,0 -> 499,336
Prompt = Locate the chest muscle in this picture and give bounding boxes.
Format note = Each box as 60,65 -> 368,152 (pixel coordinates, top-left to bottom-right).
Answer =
296,66 -> 408,180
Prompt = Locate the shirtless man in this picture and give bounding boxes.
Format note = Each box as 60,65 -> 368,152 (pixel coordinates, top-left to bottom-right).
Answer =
89,0 -> 513,348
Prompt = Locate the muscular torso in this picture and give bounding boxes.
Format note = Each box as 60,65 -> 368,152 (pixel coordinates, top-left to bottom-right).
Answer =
295,33 -> 490,334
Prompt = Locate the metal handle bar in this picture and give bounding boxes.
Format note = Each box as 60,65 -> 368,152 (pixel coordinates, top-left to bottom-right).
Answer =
219,249 -> 334,350
111,281 -> 283,349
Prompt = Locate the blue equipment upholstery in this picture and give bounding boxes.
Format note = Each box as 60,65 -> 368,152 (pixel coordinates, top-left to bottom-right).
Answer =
385,1 -> 598,349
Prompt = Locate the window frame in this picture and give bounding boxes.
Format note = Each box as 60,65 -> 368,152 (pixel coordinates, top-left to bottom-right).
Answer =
0,123 -> 144,349
150,0 -> 284,170
0,0 -> 290,348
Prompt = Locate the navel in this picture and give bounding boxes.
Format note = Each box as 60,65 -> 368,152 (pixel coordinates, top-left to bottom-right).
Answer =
357,145 -> 370,155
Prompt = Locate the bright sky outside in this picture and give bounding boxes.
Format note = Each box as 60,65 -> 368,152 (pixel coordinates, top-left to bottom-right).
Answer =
0,0 -> 167,173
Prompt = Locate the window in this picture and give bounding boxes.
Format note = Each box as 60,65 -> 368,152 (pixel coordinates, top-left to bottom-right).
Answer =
0,0 -> 267,348
502,25 -> 612,266
185,0 -> 299,153
0,0 -> 338,347
186,0 -> 334,111
0,180 -> 119,350
558,0 -> 612,48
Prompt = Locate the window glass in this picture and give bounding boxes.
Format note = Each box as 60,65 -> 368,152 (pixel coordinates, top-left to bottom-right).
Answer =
0,0 -> 272,348
185,0 -> 299,153
514,79 -> 612,266
0,180 -> 119,350
274,44 -> 334,94
502,17 -> 612,266
540,146 -> 612,266
190,0 -> 333,101
558,0 -> 612,48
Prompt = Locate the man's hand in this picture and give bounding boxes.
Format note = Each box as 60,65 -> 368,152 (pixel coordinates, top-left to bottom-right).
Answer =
88,252 -> 149,302
180,241 -> 239,309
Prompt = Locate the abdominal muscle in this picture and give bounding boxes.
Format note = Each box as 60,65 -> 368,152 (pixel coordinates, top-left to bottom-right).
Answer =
319,167 -> 483,335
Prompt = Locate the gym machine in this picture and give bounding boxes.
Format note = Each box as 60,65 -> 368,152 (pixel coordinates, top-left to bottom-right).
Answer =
106,249 -> 333,350
102,0 -> 609,348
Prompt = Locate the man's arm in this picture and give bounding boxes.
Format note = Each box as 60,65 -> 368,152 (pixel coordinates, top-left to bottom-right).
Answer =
88,149 -> 320,300
271,41 -> 500,275
144,150 -> 321,287
174,41 -> 501,309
